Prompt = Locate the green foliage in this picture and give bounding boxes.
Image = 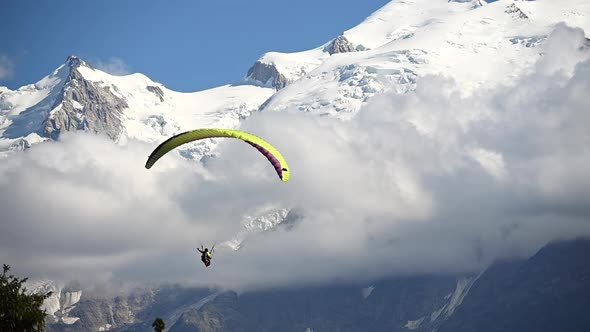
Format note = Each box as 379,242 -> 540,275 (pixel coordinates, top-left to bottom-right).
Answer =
152,317 -> 166,332
0,264 -> 51,332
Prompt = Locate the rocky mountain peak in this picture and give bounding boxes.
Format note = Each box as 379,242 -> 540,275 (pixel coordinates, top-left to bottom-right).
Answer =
36,56 -> 128,141
246,61 -> 289,90
325,35 -> 356,55
65,55 -> 89,70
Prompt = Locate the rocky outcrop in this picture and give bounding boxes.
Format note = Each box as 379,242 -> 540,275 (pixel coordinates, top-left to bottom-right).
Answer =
472,0 -> 487,8
42,59 -> 128,141
223,208 -> 290,250
146,85 -> 164,102
325,35 -> 356,55
246,61 -> 289,90
45,290 -> 156,332
44,286 -> 215,332
505,3 -> 529,19
8,137 -> 32,151
65,55 -> 87,69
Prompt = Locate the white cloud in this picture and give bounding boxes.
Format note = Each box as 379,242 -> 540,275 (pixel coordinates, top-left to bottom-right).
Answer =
1,24 -> 590,291
468,148 -> 506,180
94,57 -> 130,75
0,54 -> 15,79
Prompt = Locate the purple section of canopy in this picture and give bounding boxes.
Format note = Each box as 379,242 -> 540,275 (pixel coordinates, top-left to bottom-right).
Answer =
247,142 -> 283,179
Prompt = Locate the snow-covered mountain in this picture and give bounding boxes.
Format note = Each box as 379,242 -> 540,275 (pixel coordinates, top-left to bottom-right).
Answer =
25,279 -> 83,326
5,1 -> 587,154
3,0 -> 587,242
2,0 -> 590,330
255,0 -> 590,119
0,55 -> 274,160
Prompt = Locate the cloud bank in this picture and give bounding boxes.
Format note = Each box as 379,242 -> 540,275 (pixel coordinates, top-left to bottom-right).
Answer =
0,54 -> 15,80
1,24 -> 589,291
94,57 -> 130,76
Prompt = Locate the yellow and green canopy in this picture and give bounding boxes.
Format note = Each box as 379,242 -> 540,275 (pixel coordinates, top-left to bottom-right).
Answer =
145,128 -> 290,182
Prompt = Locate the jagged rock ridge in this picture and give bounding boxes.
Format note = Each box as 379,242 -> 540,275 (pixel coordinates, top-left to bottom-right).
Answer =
325,35 -> 356,55
245,61 -> 290,90
43,56 -> 128,140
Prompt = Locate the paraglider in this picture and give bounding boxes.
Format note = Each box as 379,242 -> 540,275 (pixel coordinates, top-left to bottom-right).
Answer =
145,128 -> 290,182
197,245 -> 214,267
145,128 -> 291,268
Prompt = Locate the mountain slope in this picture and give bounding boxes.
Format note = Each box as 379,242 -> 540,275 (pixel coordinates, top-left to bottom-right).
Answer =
2,1 -> 589,329
41,239 -> 589,332
3,1 -> 589,158
253,0 -> 590,119
438,238 -> 590,332
38,239 -> 590,332
0,56 -> 274,160
163,238 -> 590,332
3,1 -> 589,152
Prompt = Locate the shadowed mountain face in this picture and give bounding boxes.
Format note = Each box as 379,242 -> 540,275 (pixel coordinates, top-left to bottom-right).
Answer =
438,238 -> 590,332
44,239 -> 590,332
171,239 -> 590,332
169,276 -> 460,332
42,63 -> 128,141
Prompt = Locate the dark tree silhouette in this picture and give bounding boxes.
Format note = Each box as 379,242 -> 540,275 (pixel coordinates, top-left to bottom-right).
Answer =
0,264 -> 51,332
152,317 -> 166,332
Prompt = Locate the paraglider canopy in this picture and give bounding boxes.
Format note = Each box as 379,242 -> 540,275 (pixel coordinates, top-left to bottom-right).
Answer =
145,128 -> 290,182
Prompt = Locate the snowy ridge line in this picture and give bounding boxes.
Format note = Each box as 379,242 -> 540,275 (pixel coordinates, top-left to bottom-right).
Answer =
1,55 -> 274,160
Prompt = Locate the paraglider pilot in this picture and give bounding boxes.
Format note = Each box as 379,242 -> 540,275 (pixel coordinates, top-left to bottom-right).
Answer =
197,246 -> 212,267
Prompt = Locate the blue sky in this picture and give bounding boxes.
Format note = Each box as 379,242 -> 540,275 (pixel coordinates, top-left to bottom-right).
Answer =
0,0 -> 389,92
